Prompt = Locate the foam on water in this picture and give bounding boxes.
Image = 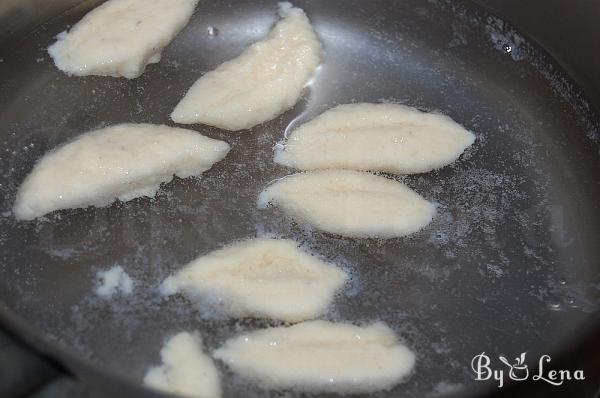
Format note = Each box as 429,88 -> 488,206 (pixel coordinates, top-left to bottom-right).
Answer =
95,265 -> 134,298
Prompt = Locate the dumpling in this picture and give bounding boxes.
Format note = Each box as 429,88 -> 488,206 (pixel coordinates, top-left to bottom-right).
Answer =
48,0 -> 198,78
14,123 -> 230,220
258,170 -> 435,238
213,320 -> 415,393
144,332 -> 221,398
161,238 -> 347,322
275,103 -> 475,174
171,2 -> 322,130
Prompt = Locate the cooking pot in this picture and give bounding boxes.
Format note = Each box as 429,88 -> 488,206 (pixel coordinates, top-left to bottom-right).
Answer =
0,0 -> 598,397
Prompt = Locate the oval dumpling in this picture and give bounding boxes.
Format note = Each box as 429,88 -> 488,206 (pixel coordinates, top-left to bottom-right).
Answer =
274,103 -> 475,174
258,170 -> 435,238
161,238 -> 347,322
14,123 -> 230,220
213,320 -> 415,393
48,0 -> 199,78
171,2 -> 322,130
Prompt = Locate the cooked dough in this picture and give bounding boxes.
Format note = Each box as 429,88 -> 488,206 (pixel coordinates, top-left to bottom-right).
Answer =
48,0 -> 198,78
275,103 -> 476,174
213,320 -> 415,393
14,123 -> 230,220
258,170 -> 435,238
171,2 -> 322,130
161,238 -> 347,321
144,332 -> 221,398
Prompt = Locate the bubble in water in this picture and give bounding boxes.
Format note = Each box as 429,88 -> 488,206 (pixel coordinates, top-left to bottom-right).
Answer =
207,26 -> 219,37
503,44 -> 512,53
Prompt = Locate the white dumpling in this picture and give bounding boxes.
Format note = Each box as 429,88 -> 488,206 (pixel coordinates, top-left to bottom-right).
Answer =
275,103 -> 475,174
48,0 -> 198,78
258,170 -> 435,238
161,238 -> 347,322
144,332 -> 221,398
14,123 -> 230,220
213,320 -> 415,393
171,2 -> 322,130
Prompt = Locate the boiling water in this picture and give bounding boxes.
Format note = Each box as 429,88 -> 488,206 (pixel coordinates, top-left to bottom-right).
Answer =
0,0 -> 598,397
